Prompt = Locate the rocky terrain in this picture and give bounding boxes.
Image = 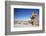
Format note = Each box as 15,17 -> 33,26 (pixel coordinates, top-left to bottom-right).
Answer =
14,12 -> 39,27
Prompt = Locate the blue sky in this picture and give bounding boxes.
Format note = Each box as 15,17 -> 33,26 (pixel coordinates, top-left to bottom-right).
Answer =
14,8 -> 39,21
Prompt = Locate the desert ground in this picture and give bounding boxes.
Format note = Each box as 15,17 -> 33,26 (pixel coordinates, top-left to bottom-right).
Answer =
14,20 -> 39,27
14,21 -> 32,27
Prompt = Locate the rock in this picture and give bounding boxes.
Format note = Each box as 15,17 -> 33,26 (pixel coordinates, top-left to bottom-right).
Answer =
29,12 -> 39,26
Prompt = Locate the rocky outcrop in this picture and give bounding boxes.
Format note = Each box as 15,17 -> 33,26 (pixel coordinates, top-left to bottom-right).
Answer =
29,12 -> 39,26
